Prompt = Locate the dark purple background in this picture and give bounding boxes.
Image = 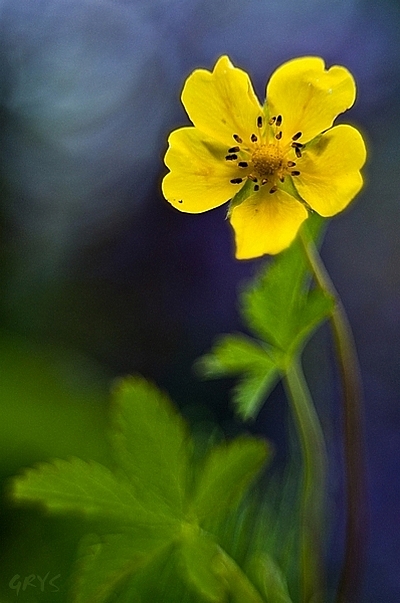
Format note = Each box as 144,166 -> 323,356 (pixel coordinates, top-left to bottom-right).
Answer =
0,0 -> 399,600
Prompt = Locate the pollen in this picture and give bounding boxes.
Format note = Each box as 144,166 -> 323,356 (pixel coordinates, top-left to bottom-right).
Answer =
251,144 -> 283,179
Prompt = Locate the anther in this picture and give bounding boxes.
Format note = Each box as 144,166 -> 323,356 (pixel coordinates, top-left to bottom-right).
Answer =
254,184 -> 260,191
233,134 -> 243,143
287,161 -> 296,167
275,131 -> 282,140
275,115 -> 282,127
269,185 -> 278,194
292,131 -> 302,141
279,176 -> 285,183
238,161 -> 248,168
261,178 -> 268,185
291,170 -> 301,176
257,116 -> 263,128
225,154 -> 238,161
268,116 -> 276,125
294,147 -> 302,158
248,175 -> 258,183
291,142 -> 304,148
251,133 -> 258,142
228,146 -> 240,153
230,178 -> 243,184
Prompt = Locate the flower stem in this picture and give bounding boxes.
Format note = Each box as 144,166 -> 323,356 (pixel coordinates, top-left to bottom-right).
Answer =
283,355 -> 326,603
300,227 -> 367,603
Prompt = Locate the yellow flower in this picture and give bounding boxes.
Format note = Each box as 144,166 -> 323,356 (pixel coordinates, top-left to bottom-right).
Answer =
162,56 -> 366,259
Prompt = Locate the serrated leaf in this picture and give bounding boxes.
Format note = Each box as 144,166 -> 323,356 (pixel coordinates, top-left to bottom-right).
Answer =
239,216 -> 332,360
72,533 -> 142,603
9,374 -> 274,603
72,530 -> 175,603
196,333 -> 278,377
110,375 -> 191,518
241,240 -> 309,351
231,368 -> 280,420
289,287 -> 335,356
11,457 -> 165,524
196,334 -> 281,420
190,436 -> 269,524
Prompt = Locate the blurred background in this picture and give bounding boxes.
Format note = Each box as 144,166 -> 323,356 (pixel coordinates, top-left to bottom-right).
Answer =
0,0 -> 399,600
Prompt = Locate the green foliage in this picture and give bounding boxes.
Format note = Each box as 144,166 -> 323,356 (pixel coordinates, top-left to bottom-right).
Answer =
10,375 -> 275,603
197,216 -> 334,419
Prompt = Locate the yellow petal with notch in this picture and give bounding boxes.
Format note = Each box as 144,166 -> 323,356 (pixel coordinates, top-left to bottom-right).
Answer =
267,57 -> 356,144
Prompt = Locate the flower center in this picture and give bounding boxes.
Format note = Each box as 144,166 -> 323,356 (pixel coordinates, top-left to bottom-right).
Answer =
225,115 -> 303,194
251,144 -> 283,179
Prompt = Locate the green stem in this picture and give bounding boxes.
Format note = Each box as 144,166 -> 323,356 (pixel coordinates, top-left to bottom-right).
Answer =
300,228 -> 367,603
283,355 -> 327,603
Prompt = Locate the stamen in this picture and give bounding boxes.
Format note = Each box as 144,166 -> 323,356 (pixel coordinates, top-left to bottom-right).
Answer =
228,146 -> 240,153
248,175 -> 258,182
275,131 -> 282,140
233,134 -> 243,143
291,142 -> 304,148
292,131 -> 302,141
279,176 -> 285,183
275,115 -> 282,127
269,185 -> 278,194
257,116 -> 263,128
294,147 -> 302,158
254,184 -> 260,191
230,177 -> 243,184
225,154 -> 238,161
291,170 -> 301,176
251,133 -> 258,142
261,178 -> 268,185
287,161 -> 296,167
238,161 -> 248,168
268,116 -> 276,125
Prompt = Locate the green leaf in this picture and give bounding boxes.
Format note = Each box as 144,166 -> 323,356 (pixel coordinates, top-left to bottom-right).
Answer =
240,217 -> 332,359
9,375 -> 274,603
11,457 -> 165,524
241,238 -> 309,351
72,530 -> 177,603
196,333 -> 277,376
246,553 -> 294,603
179,529 -> 227,602
110,541 -> 181,603
290,287 -> 334,356
196,334 -> 281,419
218,549 -> 266,603
190,436 -> 269,523
110,375 -> 190,517
195,215 -> 332,420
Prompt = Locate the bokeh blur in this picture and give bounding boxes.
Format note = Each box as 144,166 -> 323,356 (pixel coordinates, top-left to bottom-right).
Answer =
0,0 -> 399,601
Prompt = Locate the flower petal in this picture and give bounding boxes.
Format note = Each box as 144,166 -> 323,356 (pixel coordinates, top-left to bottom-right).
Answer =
229,188 -> 308,259
267,57 -> 356,143
162,127 -> 243,213
181,56 -> 263,146
294,124 -> 366,217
